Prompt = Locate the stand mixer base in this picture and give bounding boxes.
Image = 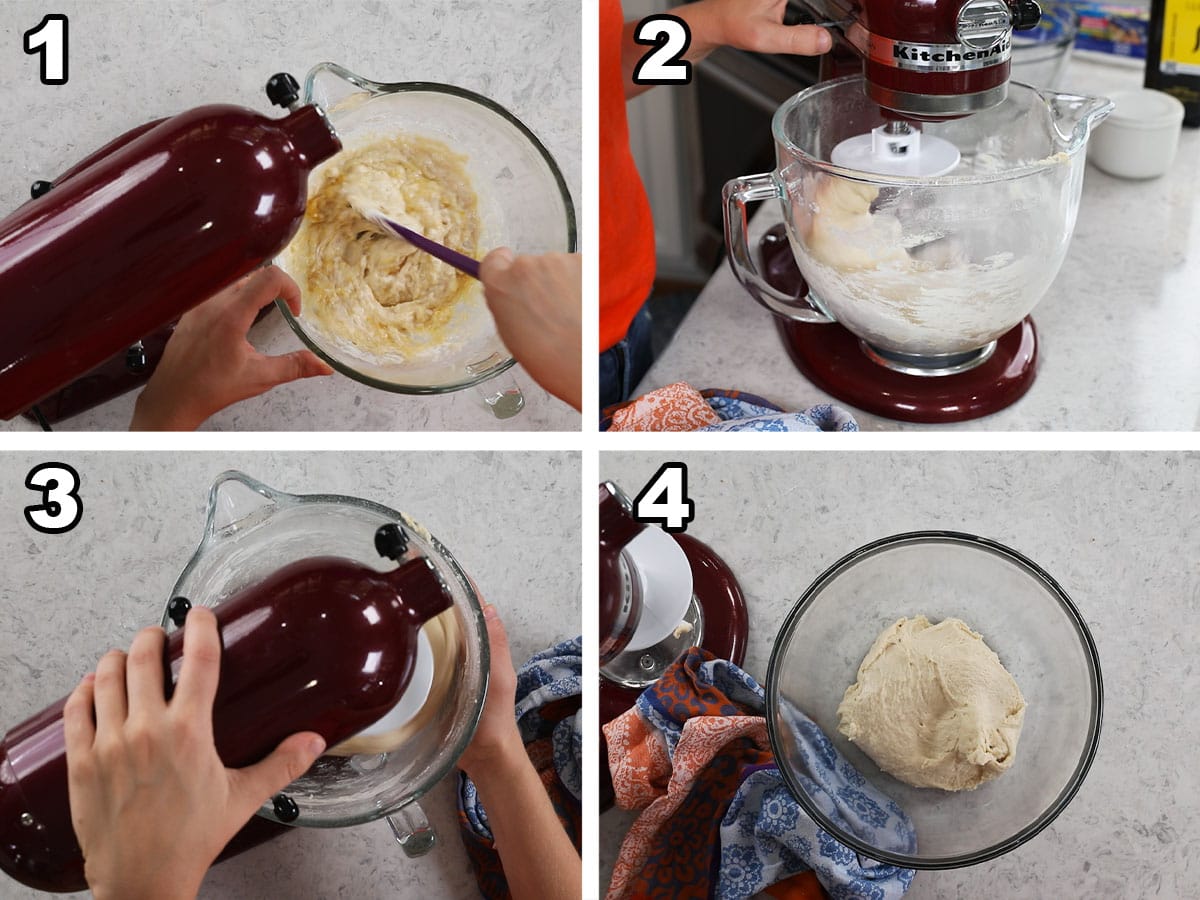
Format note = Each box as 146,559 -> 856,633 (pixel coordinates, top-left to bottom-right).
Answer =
600,533 -> 748,810
778,317 -> 1038,423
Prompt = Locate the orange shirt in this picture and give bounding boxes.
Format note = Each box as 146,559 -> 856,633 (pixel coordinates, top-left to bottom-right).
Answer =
600,0 -> 657,352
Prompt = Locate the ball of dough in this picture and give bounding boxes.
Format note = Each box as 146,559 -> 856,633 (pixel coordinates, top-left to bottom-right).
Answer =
837,616 -> 1026,791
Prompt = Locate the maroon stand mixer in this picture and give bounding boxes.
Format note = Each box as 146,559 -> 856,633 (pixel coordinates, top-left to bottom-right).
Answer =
724,0 -> 1063,423
598,482 -> 748,809
0,73 -> 338,426
0,473 -> 490,893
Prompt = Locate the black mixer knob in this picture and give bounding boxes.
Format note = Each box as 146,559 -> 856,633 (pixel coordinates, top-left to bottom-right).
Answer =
166,596 -> 192,628
125,342 -> 147,372
272,793 -> 300,823
374,523 -> 409,561
266,73 -> 301,110
1010,0 -> 1041,30
30,180 -> 53,200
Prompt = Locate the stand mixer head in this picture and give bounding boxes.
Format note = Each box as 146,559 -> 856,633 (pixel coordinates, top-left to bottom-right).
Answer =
806,0 -> 1044,177
0,73 -> 341,424
809,0 -> 1042,117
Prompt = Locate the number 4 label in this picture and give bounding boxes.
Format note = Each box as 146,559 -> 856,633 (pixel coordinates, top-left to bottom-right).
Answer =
632,15 -> 692,85
24,14 -> 69,86
632,463 -> 695,533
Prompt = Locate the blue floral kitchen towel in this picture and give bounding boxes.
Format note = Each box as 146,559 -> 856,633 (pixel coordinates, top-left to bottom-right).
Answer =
458,636 -> 582,898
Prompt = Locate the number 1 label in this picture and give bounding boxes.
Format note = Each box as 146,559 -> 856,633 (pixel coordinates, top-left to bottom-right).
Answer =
24,14 -> 69,86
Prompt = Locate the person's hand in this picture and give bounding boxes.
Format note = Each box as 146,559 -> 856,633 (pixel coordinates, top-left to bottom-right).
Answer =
457,602 -> 523,779
130,266 -> 334,430
682,0 -> 832,60
63,607 -> 327,900
479,250 -> 582,412
622,0 -> 831,92
455,604 -> 581,900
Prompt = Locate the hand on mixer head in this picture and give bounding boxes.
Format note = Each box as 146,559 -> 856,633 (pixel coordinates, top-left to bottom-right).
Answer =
129,266 -> 334,431
687,0 -> 833,58
63,608 -> 327,900
479,250 -> 582,412
620,0 -> 831,98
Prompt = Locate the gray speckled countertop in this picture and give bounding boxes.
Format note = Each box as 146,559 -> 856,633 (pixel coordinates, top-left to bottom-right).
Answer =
600,451 -> 1200,897
0,451 -> 580,899
637,57 -> 1200,430
0,0 -> 581,432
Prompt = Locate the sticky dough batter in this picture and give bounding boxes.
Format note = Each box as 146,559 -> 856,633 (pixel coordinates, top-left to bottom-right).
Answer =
837,616 -> 1026,791
788,172 -> 1057,355
801,178 -> 909,272
327,608 -> 461,756
292,134 -> 480,358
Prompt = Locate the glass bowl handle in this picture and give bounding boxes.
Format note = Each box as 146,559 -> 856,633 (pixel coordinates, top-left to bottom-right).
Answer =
387,803 -> 437,858
304,61 -> 392,110
722,173 -> 834,324
203,470 -> 289,541
475,369 -> 525,419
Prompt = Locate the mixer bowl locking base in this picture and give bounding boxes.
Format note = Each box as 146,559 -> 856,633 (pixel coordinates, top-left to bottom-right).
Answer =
601,595 -> 705,690
778,317 -> 1038,424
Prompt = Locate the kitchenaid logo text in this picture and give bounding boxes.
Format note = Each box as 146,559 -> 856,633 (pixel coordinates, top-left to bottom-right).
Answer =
871,36 -> 1011,72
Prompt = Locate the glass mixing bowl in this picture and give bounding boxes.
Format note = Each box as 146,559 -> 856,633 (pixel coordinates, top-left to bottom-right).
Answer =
725,75 -> 1112,371
165,471 -> 488,856
1011,1 -> 1079,90
765,532 -> 1102,869
275,62 -> 577,395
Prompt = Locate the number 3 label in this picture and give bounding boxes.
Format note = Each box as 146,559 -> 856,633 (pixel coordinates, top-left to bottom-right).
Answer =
25,463 -> 83,534
24,14 -> 69,86
633,463 -> 694,533
633,15 -> 692,85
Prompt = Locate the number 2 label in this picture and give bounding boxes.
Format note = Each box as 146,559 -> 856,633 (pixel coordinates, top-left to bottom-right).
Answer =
24,14 -> 69,86
633,15 -> 692,86
25,463 -> 83,534
633,463 -> 694,533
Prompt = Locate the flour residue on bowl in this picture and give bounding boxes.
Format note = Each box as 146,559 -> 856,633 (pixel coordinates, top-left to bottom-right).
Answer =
788,169 -> 1072,356
291,133 -> 480,361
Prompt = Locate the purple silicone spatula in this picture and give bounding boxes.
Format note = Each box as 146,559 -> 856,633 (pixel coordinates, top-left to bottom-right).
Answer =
349,197 -> 482,280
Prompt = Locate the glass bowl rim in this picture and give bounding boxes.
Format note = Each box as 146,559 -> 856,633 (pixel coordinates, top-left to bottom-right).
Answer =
763,529 -> 1103,870
771,74 -> 1107,188
275,62 -> 579,395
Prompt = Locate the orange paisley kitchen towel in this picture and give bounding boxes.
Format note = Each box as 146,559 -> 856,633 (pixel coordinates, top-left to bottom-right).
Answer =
603,650 -> 774,899
608,381 -> 722,432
